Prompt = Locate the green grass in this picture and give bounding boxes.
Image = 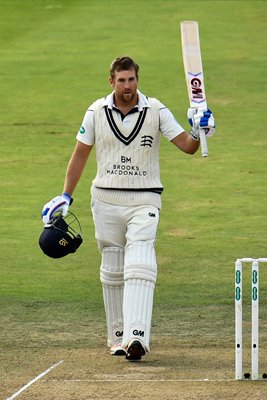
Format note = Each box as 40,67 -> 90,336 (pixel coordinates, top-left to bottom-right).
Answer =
1,0 -> 267,380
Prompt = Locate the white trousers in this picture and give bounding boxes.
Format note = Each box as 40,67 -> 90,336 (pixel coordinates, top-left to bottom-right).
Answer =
91,198 -> 159,249
91,198 -> 159,351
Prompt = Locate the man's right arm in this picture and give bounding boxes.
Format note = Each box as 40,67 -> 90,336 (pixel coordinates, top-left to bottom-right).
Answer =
41,141 -> 92,224
63,140 -> 93,196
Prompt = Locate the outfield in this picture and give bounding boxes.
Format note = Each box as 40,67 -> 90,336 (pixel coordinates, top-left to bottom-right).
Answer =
1,0 -> 267,398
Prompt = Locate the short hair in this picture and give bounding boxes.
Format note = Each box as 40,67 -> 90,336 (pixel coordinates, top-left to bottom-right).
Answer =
109,56 -> 139,80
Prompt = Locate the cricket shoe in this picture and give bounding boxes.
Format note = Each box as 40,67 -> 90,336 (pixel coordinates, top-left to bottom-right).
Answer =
126,339 -> 146,361
110,339 -> 126,356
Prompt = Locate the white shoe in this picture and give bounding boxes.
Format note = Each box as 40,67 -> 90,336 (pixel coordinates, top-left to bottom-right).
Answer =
110,339 -> 126,356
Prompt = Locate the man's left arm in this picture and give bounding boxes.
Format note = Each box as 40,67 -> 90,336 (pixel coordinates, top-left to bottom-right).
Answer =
171,131 -> 200,154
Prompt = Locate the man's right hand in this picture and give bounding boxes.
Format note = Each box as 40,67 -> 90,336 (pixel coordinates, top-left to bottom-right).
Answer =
41,192 -> 72,224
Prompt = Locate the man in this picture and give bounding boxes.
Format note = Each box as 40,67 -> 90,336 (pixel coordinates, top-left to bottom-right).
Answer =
42,56 -> 215,361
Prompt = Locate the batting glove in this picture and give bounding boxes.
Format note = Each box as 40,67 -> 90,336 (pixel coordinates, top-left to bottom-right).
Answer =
41,192 -> 73,224
187,108 -> 216,140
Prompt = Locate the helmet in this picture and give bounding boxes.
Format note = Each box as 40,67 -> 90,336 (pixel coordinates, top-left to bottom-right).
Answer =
39,211 -> 83,258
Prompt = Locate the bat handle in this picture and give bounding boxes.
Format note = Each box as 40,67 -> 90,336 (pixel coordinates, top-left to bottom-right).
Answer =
199,128 -> 208,157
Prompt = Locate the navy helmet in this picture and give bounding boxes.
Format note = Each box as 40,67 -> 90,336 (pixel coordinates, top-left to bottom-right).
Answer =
39,212 -> 83,258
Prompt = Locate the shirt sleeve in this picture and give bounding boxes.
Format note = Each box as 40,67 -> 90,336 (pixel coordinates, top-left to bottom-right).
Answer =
76,105 -> 95,145
159,104 -> 185,141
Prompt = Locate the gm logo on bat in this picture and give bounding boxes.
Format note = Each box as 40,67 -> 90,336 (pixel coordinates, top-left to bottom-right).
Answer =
188,72 -> 206,103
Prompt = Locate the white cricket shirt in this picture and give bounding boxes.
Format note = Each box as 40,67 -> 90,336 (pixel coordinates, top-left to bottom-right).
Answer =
76,90 -> 184,208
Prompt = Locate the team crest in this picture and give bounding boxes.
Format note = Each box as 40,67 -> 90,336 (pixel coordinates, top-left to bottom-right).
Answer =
141,135 -> 153,147
59,238 -> 68,246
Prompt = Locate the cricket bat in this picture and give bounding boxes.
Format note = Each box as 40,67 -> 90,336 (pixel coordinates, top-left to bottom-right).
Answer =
180,21 -> 208,157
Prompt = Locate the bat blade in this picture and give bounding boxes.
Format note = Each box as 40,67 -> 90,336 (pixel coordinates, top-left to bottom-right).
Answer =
181,21 -> 208,157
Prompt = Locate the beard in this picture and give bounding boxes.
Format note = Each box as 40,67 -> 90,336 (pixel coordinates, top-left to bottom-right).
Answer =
119,90 -> 137,104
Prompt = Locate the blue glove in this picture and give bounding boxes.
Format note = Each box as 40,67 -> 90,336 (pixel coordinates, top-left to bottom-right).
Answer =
41,192 -> 72,224
187,108 -> 216,140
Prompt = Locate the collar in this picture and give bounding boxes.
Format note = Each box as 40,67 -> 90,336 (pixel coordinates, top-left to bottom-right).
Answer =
102,89 -> 150,111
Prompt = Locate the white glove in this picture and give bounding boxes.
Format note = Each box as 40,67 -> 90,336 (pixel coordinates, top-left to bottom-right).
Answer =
41,192 -> 72,224
187,108 -> 216,140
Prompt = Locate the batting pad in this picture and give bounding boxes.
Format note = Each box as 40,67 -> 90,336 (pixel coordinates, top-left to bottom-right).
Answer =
100,247 -> 124,347
122,241 -> 157,351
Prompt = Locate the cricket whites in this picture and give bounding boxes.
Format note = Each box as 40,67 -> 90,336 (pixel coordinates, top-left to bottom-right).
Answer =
180,21 -> 209,157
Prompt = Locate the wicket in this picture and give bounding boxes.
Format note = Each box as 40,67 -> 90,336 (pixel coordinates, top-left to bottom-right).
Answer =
235,258 -> 267,380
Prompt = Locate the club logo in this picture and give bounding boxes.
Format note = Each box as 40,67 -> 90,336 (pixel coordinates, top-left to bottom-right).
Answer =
59,238 -> 68,246
141,135 -> 153,147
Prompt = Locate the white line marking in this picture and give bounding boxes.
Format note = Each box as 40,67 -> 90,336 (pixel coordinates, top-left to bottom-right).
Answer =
48,378 -> 236,383
6,360 -> 64,400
